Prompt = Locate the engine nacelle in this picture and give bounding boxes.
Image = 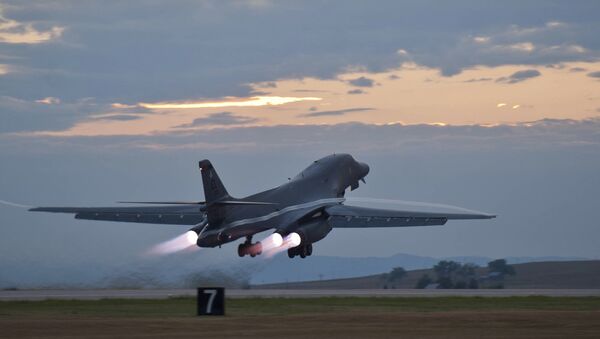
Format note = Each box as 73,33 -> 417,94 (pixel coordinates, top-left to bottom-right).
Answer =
293,218 -> 332,244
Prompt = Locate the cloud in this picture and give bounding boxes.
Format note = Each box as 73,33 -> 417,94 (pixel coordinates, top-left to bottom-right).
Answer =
298,107 -> 374,118
0,8 -> 64,44
347,89 -> 366,95
138,96 -> 321,109
0,95 -> 107,133
496,69 -> 541,84
428,19 -> 599,76
0,1 -> 599,131
464,77 -> 493,83
348,76 -> 375,87
473,36 -> 490,44
5,117 -> 598,154
176,112 -> 259,128
587,71 -> 600,78
35,97 -> 60,105
93,114 -> 142,121
495,42 -> 536,53
292,89 -> 331,93
569,67 -> 587,72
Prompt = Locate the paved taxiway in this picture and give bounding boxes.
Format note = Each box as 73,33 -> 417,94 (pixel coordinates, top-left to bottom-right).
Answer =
2,289 -> 600,300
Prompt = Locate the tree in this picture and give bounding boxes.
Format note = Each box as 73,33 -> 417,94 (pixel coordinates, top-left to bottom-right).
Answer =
436,276 -> 453,289
383,267 -> 406,288
457,263 -> 478,278
415,274 -> 432,289
433,260 -> 461,278
468,278 -> 479,289
487,259 -> 516,276
431,261 -> 481,289
454,280 -> 467,289
388,267 -> 407,282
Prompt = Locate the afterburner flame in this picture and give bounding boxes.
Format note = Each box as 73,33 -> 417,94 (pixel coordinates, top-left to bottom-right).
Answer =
145,231 -> 199,256
185,230 -> 199,244
285,232 -> 301,247
263,232 -> 301,258
257,233 -> 283,252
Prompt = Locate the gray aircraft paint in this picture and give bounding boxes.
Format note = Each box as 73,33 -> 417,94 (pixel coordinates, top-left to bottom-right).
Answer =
30,154 -> 494,258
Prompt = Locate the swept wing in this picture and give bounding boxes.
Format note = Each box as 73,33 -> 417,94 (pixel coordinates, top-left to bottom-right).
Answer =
326,204 -> 495,228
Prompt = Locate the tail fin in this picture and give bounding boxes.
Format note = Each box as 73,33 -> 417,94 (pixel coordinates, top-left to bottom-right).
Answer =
199,160 -> 231,204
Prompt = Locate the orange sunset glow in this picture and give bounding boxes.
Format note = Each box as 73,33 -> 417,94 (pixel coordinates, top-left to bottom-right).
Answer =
34,62 -> 600,137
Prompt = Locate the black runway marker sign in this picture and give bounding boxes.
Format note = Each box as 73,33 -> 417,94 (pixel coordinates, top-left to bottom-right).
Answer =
197,287 -> 225,316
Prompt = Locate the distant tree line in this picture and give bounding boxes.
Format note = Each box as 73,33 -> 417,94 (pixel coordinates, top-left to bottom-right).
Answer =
379,259 -> 516,289
414,259 -> 515,289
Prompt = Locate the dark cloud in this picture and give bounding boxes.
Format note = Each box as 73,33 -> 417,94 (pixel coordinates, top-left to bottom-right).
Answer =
0,96 -> 106,133
569,67 -> 587,72
388,74 -> 400,80
0,96 -> 154,133
261,82 -> 277,88
348,76 -> 375,87
587,71 -> 600,78
347,89 -> 366,95
496,69 -> 541,84
298,107 -> 374,118
1,1 -> 600,131
463,77 -> 493,83
292,89 -> 331,93
4,117 -> 599,156
93,114 -> 141,121
176,112 -> 259,128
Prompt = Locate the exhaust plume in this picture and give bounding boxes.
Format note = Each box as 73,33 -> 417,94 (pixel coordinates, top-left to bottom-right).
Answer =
145,231 -> 199,256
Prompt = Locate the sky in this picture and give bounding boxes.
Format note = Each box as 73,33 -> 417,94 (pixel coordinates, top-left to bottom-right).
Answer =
1,1 -> 600,287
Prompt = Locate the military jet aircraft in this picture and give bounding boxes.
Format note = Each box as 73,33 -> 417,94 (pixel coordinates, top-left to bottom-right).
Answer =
30,154 -> 495,258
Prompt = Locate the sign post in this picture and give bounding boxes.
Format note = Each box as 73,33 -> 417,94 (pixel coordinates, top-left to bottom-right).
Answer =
197,287 -> 225,316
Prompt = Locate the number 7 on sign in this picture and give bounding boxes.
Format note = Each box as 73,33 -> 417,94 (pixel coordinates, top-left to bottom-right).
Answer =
204,289 -> 217,314
197,287 -> 224,316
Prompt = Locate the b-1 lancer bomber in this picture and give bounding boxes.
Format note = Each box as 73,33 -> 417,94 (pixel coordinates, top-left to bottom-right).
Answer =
30,154 -> 495,258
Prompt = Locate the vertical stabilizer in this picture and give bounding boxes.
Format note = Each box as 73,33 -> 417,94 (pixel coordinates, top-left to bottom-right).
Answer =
199,160 -> 231,204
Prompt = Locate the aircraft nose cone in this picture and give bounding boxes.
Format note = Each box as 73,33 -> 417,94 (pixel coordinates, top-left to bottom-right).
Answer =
359,162 -> 370,176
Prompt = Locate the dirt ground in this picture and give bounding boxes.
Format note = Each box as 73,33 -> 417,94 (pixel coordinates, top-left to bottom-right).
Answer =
2,297 -> 599,338
1,310 -> 599,338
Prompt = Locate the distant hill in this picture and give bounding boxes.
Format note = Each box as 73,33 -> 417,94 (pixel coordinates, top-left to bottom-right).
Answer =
254,260 -> 600,289
2,250 -> 592,289
249,252 -> 589,284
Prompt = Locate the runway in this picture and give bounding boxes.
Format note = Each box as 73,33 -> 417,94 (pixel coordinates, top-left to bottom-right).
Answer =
2,289 -> 600,300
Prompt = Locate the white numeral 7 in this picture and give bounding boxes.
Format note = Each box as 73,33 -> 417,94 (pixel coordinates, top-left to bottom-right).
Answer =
204,289 -> 218,313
